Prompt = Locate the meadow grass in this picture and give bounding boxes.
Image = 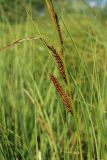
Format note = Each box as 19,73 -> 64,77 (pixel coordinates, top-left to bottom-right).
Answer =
0,3 -> 107,160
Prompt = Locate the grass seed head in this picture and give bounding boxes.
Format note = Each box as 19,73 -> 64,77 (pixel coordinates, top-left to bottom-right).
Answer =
47,45 -> 67,83
50,74 -> 73,114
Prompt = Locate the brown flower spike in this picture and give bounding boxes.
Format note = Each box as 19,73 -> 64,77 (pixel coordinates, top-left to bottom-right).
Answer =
47,45 -> 67,83
50,74 -> 73,114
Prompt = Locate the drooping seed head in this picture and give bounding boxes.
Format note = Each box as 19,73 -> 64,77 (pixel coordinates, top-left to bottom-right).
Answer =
50,74 -> 73,114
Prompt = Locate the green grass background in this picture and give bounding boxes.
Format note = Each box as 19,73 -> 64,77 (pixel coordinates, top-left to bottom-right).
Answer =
0,1 -> 107,160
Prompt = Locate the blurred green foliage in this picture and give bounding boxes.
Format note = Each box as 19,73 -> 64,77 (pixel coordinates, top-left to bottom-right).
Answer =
0,0 -> 44,22
100,5 -> 107,21
0,0 -> 107,23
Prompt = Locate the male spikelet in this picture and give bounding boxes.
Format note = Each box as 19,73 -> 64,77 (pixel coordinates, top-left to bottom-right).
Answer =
54,13 -> 64,57
50,74 -> 73,114
54,13 -> 63,47
47,45 -> 67,83
50,1 -> 64,57
45,0 -> 64,57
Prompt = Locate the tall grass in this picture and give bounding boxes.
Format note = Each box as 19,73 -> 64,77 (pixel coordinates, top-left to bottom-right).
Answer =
0,1 -> 107,160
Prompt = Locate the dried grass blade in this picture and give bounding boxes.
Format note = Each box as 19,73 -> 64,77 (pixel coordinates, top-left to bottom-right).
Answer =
0,37 -> 41,53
